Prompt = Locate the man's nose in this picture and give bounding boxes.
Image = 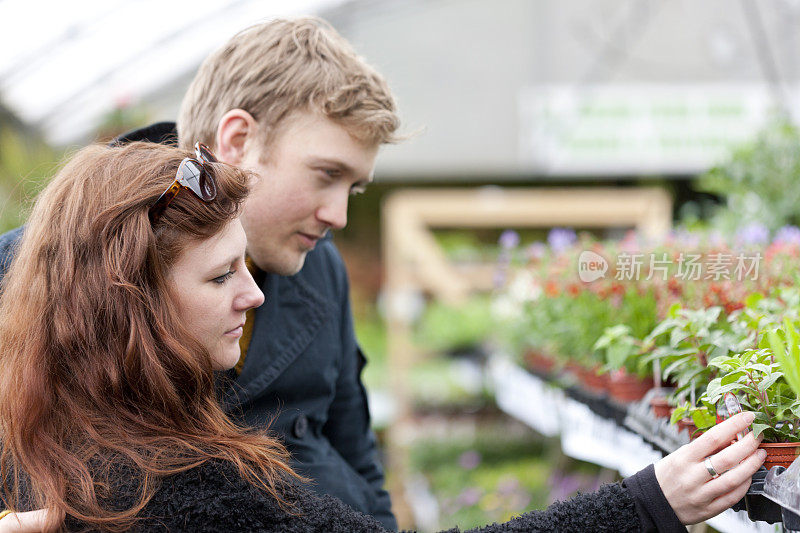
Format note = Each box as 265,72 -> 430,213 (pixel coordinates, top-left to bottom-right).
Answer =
316,192 -> 348,230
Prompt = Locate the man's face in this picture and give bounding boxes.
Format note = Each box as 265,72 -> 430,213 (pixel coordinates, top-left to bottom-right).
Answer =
238,112 -> 379,276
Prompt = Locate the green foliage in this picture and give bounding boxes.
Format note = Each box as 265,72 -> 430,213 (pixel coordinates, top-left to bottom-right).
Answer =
593,324 -> 650,378
409,432 -> 596,531
702,348 -> 800,442
354,308 -> 388,392
522,286 -> 658,369
0,126 -> 60,232
670,400 -> 716,430
699,115 -> 800,232
415,297 -> 493,354
645,305 -> 754,402
768,320 -> 800,400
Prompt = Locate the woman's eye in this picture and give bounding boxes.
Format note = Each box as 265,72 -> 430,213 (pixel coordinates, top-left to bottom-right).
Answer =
212,270 -> 235,284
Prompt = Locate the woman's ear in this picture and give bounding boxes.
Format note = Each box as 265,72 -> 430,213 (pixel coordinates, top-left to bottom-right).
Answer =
215,109 -> 258,166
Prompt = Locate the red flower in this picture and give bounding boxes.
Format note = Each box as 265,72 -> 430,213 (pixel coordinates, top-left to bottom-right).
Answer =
545,280 -> 560,297
567,283 -> 581,296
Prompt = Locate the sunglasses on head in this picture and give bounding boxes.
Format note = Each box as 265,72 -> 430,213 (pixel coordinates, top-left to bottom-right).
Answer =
148,142 -> 219,224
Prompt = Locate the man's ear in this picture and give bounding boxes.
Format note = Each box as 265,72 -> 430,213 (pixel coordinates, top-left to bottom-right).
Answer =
215,109 -> 257,166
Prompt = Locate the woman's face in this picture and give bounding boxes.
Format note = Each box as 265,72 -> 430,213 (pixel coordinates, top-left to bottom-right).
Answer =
167,218 -> 264,370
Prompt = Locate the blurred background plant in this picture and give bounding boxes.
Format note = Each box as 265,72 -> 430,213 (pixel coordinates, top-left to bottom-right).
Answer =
698,116 -> 800,235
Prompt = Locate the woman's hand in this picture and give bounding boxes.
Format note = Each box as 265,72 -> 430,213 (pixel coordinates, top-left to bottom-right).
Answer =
0,509 -> 55,533
654,411 -> 766,525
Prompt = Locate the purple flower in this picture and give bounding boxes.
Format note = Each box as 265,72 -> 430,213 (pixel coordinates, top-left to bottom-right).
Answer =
526,241 -> 547,260
458,450 -> 482,470
736,223 -> 770,245
493,268 -> 508,289
548,472 -> 582,502
674,229 -> 700,249
499,230 -> 520,250
497,476 -> 521,496
775,225 -> 800,246
547,228 -> 577,254
709,230 -> 725,247
457,487 -> 482,507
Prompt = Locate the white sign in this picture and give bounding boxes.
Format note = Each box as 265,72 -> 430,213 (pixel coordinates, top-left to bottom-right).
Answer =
518,84 -> 793,175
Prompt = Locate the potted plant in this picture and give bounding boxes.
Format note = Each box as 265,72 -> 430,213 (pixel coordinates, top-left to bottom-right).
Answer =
645,304 -> 753,428
669,400 -> 716,439
702,338 -> 800,469
593,324 -> 653,403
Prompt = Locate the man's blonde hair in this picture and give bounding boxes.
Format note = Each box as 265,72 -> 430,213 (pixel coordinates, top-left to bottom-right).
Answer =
177,17 -> 399,151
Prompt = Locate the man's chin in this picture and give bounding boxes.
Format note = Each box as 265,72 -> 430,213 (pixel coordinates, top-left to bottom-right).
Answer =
249,248 -> 309,276
272,252 -> 309,276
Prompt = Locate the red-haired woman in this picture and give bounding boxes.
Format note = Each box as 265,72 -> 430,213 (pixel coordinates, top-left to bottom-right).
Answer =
0,142 -> 764,532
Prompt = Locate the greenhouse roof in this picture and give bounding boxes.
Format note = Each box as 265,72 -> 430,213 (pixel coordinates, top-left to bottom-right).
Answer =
0,0 -> 345,146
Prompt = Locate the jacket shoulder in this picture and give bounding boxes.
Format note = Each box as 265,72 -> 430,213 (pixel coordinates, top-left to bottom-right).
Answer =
111,122 -> 178,146
0,226 -> 24,282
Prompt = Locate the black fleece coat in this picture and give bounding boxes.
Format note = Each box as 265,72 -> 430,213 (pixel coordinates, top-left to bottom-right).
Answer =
61,460 -> 682,532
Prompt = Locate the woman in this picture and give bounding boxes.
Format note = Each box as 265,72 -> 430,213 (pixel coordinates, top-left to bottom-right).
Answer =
0,142 -> 764,532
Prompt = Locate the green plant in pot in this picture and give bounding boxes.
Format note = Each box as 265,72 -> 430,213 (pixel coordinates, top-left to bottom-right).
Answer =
669,399 -> 715,437
525,287 -> 614,392
702,332 -> 800,469
593,324 -> 653,403
758,319 -> 800,469
645,305 -> 752,429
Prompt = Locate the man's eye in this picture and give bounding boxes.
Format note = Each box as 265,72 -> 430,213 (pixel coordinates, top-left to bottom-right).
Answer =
212,270 -> 235,284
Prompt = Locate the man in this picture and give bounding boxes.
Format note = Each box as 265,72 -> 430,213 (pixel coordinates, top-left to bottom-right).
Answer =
0,17 -> 399,530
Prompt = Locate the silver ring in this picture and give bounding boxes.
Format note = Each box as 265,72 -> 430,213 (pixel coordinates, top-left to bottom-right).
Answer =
704,457 -> 719,478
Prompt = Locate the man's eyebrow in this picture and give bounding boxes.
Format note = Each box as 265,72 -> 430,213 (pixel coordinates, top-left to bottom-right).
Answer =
307,157 -> 355,174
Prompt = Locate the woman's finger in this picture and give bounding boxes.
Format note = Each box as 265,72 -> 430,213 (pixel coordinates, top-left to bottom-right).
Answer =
702,431 -> 762,477
698,478 -> 753,523
686,411 -> 755,461
700,446 -> 766,503
0,509 -> 54,533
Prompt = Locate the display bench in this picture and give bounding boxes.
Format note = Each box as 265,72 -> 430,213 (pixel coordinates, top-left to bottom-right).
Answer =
487,353 -> 780,533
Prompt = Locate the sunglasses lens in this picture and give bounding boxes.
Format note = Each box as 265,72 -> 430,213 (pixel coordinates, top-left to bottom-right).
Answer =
178,159 -> 217,201
198,172 -> 217,201
195,142 -> 218,163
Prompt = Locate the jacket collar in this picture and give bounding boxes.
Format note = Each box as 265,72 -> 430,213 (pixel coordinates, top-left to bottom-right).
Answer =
221,263 -> 331,409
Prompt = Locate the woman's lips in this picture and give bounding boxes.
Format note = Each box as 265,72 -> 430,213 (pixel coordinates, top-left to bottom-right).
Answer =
225,325 -> 244,337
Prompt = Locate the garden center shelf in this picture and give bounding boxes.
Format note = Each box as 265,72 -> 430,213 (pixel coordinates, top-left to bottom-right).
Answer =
486,353 -> 792,533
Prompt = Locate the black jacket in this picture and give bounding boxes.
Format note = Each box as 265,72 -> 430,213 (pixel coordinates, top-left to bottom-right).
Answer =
0,121 -> 396,530
61,459 -> 672,532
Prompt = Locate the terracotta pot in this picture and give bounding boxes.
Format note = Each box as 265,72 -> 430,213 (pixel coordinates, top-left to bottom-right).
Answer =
675,417 -> 700,439
649,395 -> 671,418
524,350 -> 557,375
760,442 -> 800,470
608,370 -> 653,403
568,364 -> 608,394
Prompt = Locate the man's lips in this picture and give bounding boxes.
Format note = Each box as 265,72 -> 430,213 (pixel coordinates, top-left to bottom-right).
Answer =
297,232 -> 325,248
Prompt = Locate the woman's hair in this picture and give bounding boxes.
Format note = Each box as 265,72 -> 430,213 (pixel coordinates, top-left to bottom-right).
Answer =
0,142 -> 298,530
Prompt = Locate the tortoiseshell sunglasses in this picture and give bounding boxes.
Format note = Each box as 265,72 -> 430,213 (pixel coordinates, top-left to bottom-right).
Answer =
148,142 -> 218,224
